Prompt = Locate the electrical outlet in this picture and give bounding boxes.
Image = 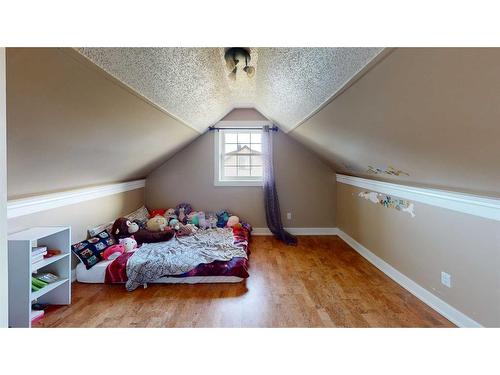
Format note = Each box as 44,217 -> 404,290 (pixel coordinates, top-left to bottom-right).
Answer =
286,212 -> 292,220
441,271 -> 452,288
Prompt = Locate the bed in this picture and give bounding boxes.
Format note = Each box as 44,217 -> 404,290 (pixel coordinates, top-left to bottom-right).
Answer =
76,224 -> 251,289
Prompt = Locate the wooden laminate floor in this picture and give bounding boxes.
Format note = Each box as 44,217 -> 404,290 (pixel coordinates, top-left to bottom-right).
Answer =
37,236 -> 454,327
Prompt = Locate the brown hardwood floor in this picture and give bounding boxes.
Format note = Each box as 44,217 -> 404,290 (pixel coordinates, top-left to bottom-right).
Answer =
37,236 -> 454,327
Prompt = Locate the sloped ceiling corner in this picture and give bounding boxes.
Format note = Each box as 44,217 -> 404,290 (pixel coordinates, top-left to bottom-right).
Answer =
291,48 -> 500,197
6,48 -> 198,198
76,48 -> 384,132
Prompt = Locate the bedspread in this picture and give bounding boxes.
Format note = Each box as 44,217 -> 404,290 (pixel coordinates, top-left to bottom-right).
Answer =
124,228 -> 248,291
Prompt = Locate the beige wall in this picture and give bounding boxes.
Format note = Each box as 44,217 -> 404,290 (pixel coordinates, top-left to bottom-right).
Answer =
293,48 -> 500,197
146,129 -> 336,228
336,182 -> 500,327
6,48 -> 198,199
8,188 -> 145,268
0,48 -> 8,327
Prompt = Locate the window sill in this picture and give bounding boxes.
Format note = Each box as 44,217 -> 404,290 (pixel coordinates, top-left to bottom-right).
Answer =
214,180 -> 263,187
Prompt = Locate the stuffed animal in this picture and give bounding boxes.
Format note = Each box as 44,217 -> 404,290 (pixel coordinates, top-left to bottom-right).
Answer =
216,210 -> 230,228
226,215 -> 240,227
146,215 -> 168,232
177,223 -> 197,236
112,217 -> 174,245
197,211 -> 207,229
177,207 -> 185,224
187,211 -> 199,227
164,208 -> 177,221
102,244 -> 125,260
169,218 -> 180,230
119,236 -> 137,252
206,212 -> 217,229
112,218 -> 139,238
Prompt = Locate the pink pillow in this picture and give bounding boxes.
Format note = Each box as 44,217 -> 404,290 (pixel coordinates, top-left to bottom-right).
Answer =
102,244 -> 125,260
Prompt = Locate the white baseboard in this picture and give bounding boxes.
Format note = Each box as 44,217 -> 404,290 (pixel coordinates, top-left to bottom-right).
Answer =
252,227 -> 339,236
336,229 -> 482,328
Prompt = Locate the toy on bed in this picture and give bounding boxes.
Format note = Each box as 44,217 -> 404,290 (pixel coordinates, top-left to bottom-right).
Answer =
176,203 -> 193,224
102,244 -> 125,260
226,215 -> 240,228
206,212 -> 217,228
112,217 -> 174,245
216,210 -> 231,227
119,236 -> 137,252
146,215 -> 169,232
176,223 -> 198,236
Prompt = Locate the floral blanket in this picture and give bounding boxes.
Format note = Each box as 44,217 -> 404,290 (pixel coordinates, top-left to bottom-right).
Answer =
116,227 -> 249,291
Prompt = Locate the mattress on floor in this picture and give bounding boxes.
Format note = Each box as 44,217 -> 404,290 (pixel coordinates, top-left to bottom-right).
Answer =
76,261 -> 244,284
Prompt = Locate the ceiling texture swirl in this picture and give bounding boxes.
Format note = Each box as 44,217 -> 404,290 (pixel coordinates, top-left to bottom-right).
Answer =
77,47 -> 384,132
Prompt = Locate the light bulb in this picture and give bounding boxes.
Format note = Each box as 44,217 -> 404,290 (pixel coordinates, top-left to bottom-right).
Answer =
244,65 -> 255,78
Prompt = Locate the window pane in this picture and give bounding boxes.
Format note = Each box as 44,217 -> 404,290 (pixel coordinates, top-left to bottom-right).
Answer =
251,144 -> 262,153
251,133 -> 262,143
225,133 -> 237,143
238,155 -> 250,166
238,143 -> 251,152
224,155 -> 238,165
225,143 -> 237,153
224,167 -> 238,177
251,155 -> 262,165
238,166 -> 251,176
251,166 -> 262,176
238,133 -> 250,143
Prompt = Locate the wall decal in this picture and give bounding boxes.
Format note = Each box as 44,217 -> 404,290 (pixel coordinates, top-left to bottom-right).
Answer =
367,165 -> 409,177
359,191 -> 415,217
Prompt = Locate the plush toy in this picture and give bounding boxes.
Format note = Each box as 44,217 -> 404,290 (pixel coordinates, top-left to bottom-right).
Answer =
176,223 -> 197,236
164,208 -> 177,221
187,211 -> 199,227
226,215 -> 240,227
197,211 -> 207,229
169,218 -> 180,230
175,203 -> 193,223
216,210 -> 230,228
102,244 -> 125,260
119,236 -> 137,252
146,215 -> 168,232
206,212 -> 217,229
112,217 -> 174,245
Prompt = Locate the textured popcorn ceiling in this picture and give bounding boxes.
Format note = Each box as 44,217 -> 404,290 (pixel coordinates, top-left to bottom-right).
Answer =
77,48 -> 383,132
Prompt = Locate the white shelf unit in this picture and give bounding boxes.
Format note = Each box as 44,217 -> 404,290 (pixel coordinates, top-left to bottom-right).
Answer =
8,226 -> 71,327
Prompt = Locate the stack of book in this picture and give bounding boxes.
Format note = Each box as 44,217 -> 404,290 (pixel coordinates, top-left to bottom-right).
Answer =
31,246 -> 47,264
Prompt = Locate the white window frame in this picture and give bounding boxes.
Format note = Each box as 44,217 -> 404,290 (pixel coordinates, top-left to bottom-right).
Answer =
213,121 -> 270,187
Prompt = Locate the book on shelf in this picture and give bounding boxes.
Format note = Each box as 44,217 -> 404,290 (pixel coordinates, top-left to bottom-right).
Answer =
32,246 -> 47,256
31,253 -> 46,264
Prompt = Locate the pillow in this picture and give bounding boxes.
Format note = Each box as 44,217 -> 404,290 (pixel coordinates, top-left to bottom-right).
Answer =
87,206 -> 150,237
71,230 -> 116,269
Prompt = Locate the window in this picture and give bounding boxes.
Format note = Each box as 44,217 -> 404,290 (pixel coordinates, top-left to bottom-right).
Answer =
214,128 -> 264,186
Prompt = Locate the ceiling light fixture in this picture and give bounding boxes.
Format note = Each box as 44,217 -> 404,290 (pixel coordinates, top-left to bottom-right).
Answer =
224,47 -> 255,80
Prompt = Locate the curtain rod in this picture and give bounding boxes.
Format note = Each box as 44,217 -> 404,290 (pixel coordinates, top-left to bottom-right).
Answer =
208,125 -> 279,132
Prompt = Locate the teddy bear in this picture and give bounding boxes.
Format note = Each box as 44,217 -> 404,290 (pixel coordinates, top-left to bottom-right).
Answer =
119,236 -> 138,252
146,215 -> 168,232
112,217 -> 174,245
164,208 -> 177,221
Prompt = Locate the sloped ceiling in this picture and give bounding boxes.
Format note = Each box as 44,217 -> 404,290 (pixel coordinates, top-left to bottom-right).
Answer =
77,48 -> 383,132
292,48 -> 500,197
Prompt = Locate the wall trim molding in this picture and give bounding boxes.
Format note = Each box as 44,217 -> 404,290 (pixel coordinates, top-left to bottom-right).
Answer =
7,180 -> 146,219
337,174 -> 500,221
336,229 -> 482,328
252,227 -> 339,236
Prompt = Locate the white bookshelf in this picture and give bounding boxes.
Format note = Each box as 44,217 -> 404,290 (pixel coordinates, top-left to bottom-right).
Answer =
8,226 -> 71,327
